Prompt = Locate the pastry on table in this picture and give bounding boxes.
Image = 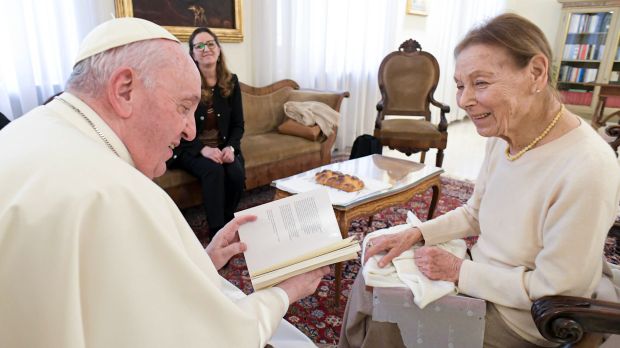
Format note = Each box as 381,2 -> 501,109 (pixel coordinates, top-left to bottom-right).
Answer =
314,169 -> 365,192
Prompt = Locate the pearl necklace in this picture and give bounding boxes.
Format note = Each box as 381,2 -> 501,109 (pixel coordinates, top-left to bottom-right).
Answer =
505,104 -> 565,161
55,96 -> 120,157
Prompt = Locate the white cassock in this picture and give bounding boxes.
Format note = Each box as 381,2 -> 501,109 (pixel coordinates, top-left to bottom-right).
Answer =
0,92 -> 315,348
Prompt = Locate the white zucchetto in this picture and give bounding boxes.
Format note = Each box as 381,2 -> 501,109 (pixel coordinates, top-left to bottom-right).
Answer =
74,17 -> 179,66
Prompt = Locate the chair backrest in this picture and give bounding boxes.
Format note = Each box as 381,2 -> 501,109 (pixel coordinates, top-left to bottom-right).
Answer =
377,39 -> 440,120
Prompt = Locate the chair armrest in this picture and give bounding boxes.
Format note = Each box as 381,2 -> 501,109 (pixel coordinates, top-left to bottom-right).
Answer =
319,125 -> 338,164
429,95 -> 450,132
531,295 -> 620,345
375,100 -> 385,129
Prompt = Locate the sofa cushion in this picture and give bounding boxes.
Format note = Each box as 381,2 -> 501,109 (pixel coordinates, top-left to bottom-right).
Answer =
241,132 -> 322,169
154,168 -> 196,189
277,119 -> 321,141
242,87 -> 293,135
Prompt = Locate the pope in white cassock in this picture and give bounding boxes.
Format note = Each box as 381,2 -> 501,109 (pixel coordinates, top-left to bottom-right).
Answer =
0,17 -> 327,348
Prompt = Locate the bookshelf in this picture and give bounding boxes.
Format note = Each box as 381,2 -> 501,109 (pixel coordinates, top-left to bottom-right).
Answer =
555,1 -> 620,117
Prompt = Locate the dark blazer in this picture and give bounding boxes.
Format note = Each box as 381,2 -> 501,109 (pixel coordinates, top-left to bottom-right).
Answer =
169,74 -> 245,164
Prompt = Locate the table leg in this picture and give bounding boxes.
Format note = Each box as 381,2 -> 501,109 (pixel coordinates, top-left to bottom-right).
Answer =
334,262 -> 342,307
333,212 -> 351,307
592,96 -> 607,128
428,183 -> 440,220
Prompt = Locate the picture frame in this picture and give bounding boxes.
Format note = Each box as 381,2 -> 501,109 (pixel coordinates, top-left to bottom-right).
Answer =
406,0 -> 428,16
114,0 -> 243,42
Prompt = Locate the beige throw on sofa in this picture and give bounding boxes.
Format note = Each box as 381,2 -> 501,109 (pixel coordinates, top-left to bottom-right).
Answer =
283,101 -> 339,136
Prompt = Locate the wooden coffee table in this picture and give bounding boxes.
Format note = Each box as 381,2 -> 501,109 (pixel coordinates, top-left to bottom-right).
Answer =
272,154 -> 443,306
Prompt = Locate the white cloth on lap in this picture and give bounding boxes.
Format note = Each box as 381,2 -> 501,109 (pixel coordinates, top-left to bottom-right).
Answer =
283,101 -> 339,136
362,211 -> 467,309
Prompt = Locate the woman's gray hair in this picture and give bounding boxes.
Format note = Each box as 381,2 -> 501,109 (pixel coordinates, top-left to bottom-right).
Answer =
66,39 -> 171,97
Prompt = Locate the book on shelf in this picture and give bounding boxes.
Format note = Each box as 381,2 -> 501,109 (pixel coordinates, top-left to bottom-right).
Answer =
568,12 -> 611,34
559,66 -> 598,83
561,89 -> 593,106
235,189 -> 361,291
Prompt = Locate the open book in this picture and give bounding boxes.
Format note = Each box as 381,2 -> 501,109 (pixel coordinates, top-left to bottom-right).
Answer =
235,189 -> 361,291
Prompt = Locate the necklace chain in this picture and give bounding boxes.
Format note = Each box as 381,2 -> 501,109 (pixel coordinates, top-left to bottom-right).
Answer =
505,104 -> 565,161
55,97 -> 120,157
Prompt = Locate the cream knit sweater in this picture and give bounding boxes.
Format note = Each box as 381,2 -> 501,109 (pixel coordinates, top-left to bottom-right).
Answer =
420,120 -> 620,346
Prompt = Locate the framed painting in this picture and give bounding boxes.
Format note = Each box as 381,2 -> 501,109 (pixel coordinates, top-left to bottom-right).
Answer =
406,0 -> 428,16
115,0 -> 243,42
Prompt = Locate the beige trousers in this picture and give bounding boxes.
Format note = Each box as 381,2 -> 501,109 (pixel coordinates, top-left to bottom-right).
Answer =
338,275 -> 548,348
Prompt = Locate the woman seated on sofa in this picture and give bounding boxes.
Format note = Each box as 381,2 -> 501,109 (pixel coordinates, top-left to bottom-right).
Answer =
338,14 -> 620,348
168,27 -> 245,239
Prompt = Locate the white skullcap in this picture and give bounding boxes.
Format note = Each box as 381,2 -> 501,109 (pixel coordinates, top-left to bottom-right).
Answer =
74,17 -> 179,66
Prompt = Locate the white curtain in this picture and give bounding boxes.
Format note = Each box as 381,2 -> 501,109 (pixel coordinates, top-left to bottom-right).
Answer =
0,0 -> 105,120
426,0 -> 506,123
252,0 -> 401,151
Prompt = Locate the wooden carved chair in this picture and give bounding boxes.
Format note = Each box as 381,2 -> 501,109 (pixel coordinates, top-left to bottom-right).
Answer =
532,295 -> 620,347
374,39 -> 450,167
605,123 -> 620,155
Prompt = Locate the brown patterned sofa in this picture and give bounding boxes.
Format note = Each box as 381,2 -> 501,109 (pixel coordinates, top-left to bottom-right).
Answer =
154,79 -> 349,209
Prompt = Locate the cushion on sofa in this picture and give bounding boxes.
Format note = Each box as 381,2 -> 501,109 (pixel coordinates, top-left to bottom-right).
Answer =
277,119 -> 322,141
242,87 -> 293,135
241,132 -> 322,169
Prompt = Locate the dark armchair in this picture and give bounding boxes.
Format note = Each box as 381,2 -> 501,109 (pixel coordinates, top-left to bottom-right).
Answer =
374,39 -> 450,167
0,111 -> 9,131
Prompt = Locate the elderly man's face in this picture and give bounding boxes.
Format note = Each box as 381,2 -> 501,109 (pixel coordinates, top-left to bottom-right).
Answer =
129,42 -> 201,179
454,44 -> 532,140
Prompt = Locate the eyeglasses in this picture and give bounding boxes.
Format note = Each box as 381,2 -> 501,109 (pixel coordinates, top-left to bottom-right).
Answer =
193,40 -> 218,51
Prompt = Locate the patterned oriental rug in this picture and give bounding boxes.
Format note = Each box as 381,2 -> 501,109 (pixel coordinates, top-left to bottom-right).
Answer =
181,175 -> 620,346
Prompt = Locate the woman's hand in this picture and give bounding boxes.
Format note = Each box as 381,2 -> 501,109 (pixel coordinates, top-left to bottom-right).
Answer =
222,146 -> 235,163
201,146 -> 223,163
414,246 -> 463,284
364,227 -> 423,267
206,215 -> 256,270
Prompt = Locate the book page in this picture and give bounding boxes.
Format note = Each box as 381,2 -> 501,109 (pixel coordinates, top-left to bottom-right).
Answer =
236,189 -> 342,275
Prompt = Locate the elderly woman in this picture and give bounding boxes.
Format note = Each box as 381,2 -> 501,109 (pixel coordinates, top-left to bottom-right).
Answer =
167,27 -> 245,239
339,14 -> 620,348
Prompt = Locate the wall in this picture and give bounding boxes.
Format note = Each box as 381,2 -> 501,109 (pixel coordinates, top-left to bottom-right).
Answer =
220,0 -> 253,84
95,1 -> 562,86
505,0 -> 562,53
97,0 -> 255,84
396,0 -> 563,57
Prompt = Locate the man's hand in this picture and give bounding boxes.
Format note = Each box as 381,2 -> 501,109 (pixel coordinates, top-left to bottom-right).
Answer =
414,246 -> 462,284
201,146 -> 223,164
275,266 -> 330,303
364,227 -> 423,267
222,146 -> 235,163
206,215 -> 256,270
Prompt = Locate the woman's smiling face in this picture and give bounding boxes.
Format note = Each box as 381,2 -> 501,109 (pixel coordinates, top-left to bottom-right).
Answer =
454,43 -> 534,140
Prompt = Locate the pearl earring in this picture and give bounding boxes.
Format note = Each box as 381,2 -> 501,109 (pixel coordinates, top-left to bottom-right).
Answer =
536,89 -> 541,93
